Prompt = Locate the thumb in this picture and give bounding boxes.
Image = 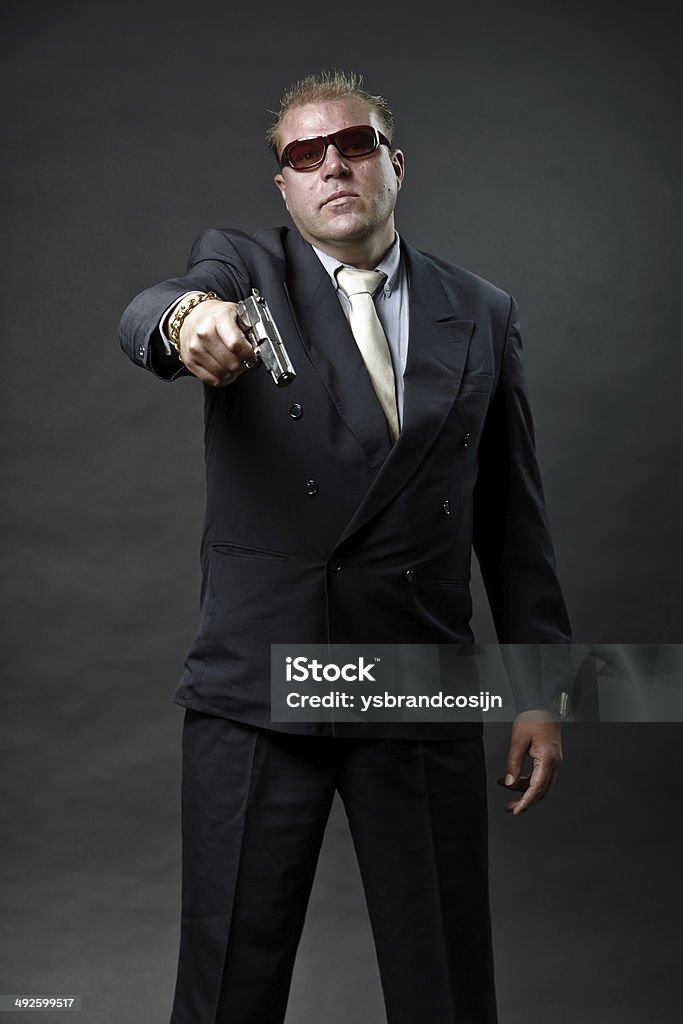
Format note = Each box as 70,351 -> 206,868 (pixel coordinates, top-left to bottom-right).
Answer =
503,738 -> 527,787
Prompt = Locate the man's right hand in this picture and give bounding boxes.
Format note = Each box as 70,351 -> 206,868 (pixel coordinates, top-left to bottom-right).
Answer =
176,297 -> 256,387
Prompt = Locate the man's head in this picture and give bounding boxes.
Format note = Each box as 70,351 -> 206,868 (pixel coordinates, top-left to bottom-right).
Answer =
270,71 -> 404,268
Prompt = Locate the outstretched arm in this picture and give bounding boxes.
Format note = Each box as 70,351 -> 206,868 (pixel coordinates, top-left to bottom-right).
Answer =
118,229 -> 255,383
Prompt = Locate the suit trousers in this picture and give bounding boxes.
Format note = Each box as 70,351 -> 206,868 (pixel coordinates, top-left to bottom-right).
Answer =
170,710 -> 498,1024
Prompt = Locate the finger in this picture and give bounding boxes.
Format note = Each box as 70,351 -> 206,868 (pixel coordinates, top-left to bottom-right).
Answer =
183,346 -> 229,376
508,757 -> 560,815
189,367 -> 236,388
184,328 -> 252,376
214,313 -> 257,365
209,331 -> 255,369
508,784 -> 544,815
502,737 -> 528,788
181,346 -> 244,387
496,772 -> 530,792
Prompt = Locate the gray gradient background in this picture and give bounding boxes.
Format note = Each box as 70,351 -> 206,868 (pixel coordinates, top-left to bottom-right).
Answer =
1,0 -> 682,1021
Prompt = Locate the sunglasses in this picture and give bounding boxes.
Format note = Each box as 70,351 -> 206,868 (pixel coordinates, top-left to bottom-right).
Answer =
279,124 -> 392,171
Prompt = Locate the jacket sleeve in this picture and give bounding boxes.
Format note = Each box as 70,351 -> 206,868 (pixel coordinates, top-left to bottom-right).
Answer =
118,229 -> 252,381
472,296 -> 573,713
473,296 -> 572,644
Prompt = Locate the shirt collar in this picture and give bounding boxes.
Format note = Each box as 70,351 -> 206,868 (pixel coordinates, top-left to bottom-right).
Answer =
311,232 -> 402,295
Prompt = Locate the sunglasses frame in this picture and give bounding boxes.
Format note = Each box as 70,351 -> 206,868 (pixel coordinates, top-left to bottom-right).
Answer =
279,124 -> 392,171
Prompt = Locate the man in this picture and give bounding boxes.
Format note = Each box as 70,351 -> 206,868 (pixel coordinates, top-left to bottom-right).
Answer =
120,71 -> 570,1024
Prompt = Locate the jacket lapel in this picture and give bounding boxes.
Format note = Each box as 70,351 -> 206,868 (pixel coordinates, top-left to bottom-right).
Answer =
283,230 -> 393,474
335,240 -> 475,547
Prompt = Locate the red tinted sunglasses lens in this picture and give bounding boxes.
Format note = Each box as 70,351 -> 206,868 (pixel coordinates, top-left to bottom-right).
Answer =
285,138 -> 326,169
335,126 -> 377,157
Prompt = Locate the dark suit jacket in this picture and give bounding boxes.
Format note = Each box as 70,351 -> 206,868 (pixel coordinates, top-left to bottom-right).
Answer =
119,226 -> 571,738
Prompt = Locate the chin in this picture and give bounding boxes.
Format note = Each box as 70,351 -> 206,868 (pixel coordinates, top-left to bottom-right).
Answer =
318,218 -> 371,243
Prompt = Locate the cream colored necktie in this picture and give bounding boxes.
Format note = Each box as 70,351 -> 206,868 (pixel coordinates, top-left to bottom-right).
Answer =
336,267 -> 400,442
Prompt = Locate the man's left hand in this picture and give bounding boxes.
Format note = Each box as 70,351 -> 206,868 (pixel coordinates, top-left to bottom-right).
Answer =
497,709 -> 563,815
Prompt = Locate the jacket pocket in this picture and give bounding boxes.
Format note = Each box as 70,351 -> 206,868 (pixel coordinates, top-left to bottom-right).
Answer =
211,542 -> 290,562
458,372 -> 493,395
433,578 -> 470,588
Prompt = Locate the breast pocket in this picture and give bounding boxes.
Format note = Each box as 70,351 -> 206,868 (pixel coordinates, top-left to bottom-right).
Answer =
458,372 -> 493,396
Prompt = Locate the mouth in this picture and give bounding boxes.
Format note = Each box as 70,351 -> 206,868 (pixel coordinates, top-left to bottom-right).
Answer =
321,190 -> 359,208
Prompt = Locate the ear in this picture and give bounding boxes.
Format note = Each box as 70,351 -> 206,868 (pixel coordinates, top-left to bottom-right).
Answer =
391,148 -> 405,191
274,172 -> 287,207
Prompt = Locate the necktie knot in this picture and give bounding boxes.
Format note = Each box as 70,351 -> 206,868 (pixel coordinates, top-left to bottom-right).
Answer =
336,267 -> 386,299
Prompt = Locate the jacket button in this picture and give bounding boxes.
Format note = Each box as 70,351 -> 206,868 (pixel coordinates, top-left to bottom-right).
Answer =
462,432 -> 470,447
405,568 -> 415,582
305,479 -> 319,496
329,562 -> 342,573
138,345 -> 145,358
441,500 -> 451,516
289,403 -> 303,419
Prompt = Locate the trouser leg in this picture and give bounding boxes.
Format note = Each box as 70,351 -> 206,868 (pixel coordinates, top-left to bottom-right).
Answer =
338,736 -> 498,1024
170,712 -> 336,1024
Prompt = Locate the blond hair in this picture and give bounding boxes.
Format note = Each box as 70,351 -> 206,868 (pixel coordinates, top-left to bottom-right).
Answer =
266,70 -> 395,158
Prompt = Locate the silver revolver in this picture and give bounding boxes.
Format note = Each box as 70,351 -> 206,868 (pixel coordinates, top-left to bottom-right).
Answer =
236,289 -> 296,387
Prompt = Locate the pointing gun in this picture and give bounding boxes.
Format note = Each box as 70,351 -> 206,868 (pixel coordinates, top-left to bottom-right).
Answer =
236,289 -> 296,387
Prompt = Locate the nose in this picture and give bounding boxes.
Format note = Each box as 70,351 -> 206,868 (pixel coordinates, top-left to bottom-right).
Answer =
320,143 -> 350,178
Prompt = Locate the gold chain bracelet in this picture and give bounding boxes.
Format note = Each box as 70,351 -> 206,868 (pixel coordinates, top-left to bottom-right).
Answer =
168,291 -> 219,354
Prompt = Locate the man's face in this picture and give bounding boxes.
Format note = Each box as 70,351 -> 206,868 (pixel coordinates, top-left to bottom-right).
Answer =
273,97 -> 404,256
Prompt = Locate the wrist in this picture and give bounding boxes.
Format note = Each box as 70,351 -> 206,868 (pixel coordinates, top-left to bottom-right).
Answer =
167,291 -> 219,356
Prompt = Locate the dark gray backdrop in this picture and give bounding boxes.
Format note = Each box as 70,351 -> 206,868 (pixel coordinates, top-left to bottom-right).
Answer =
2,0 -> 681,1021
